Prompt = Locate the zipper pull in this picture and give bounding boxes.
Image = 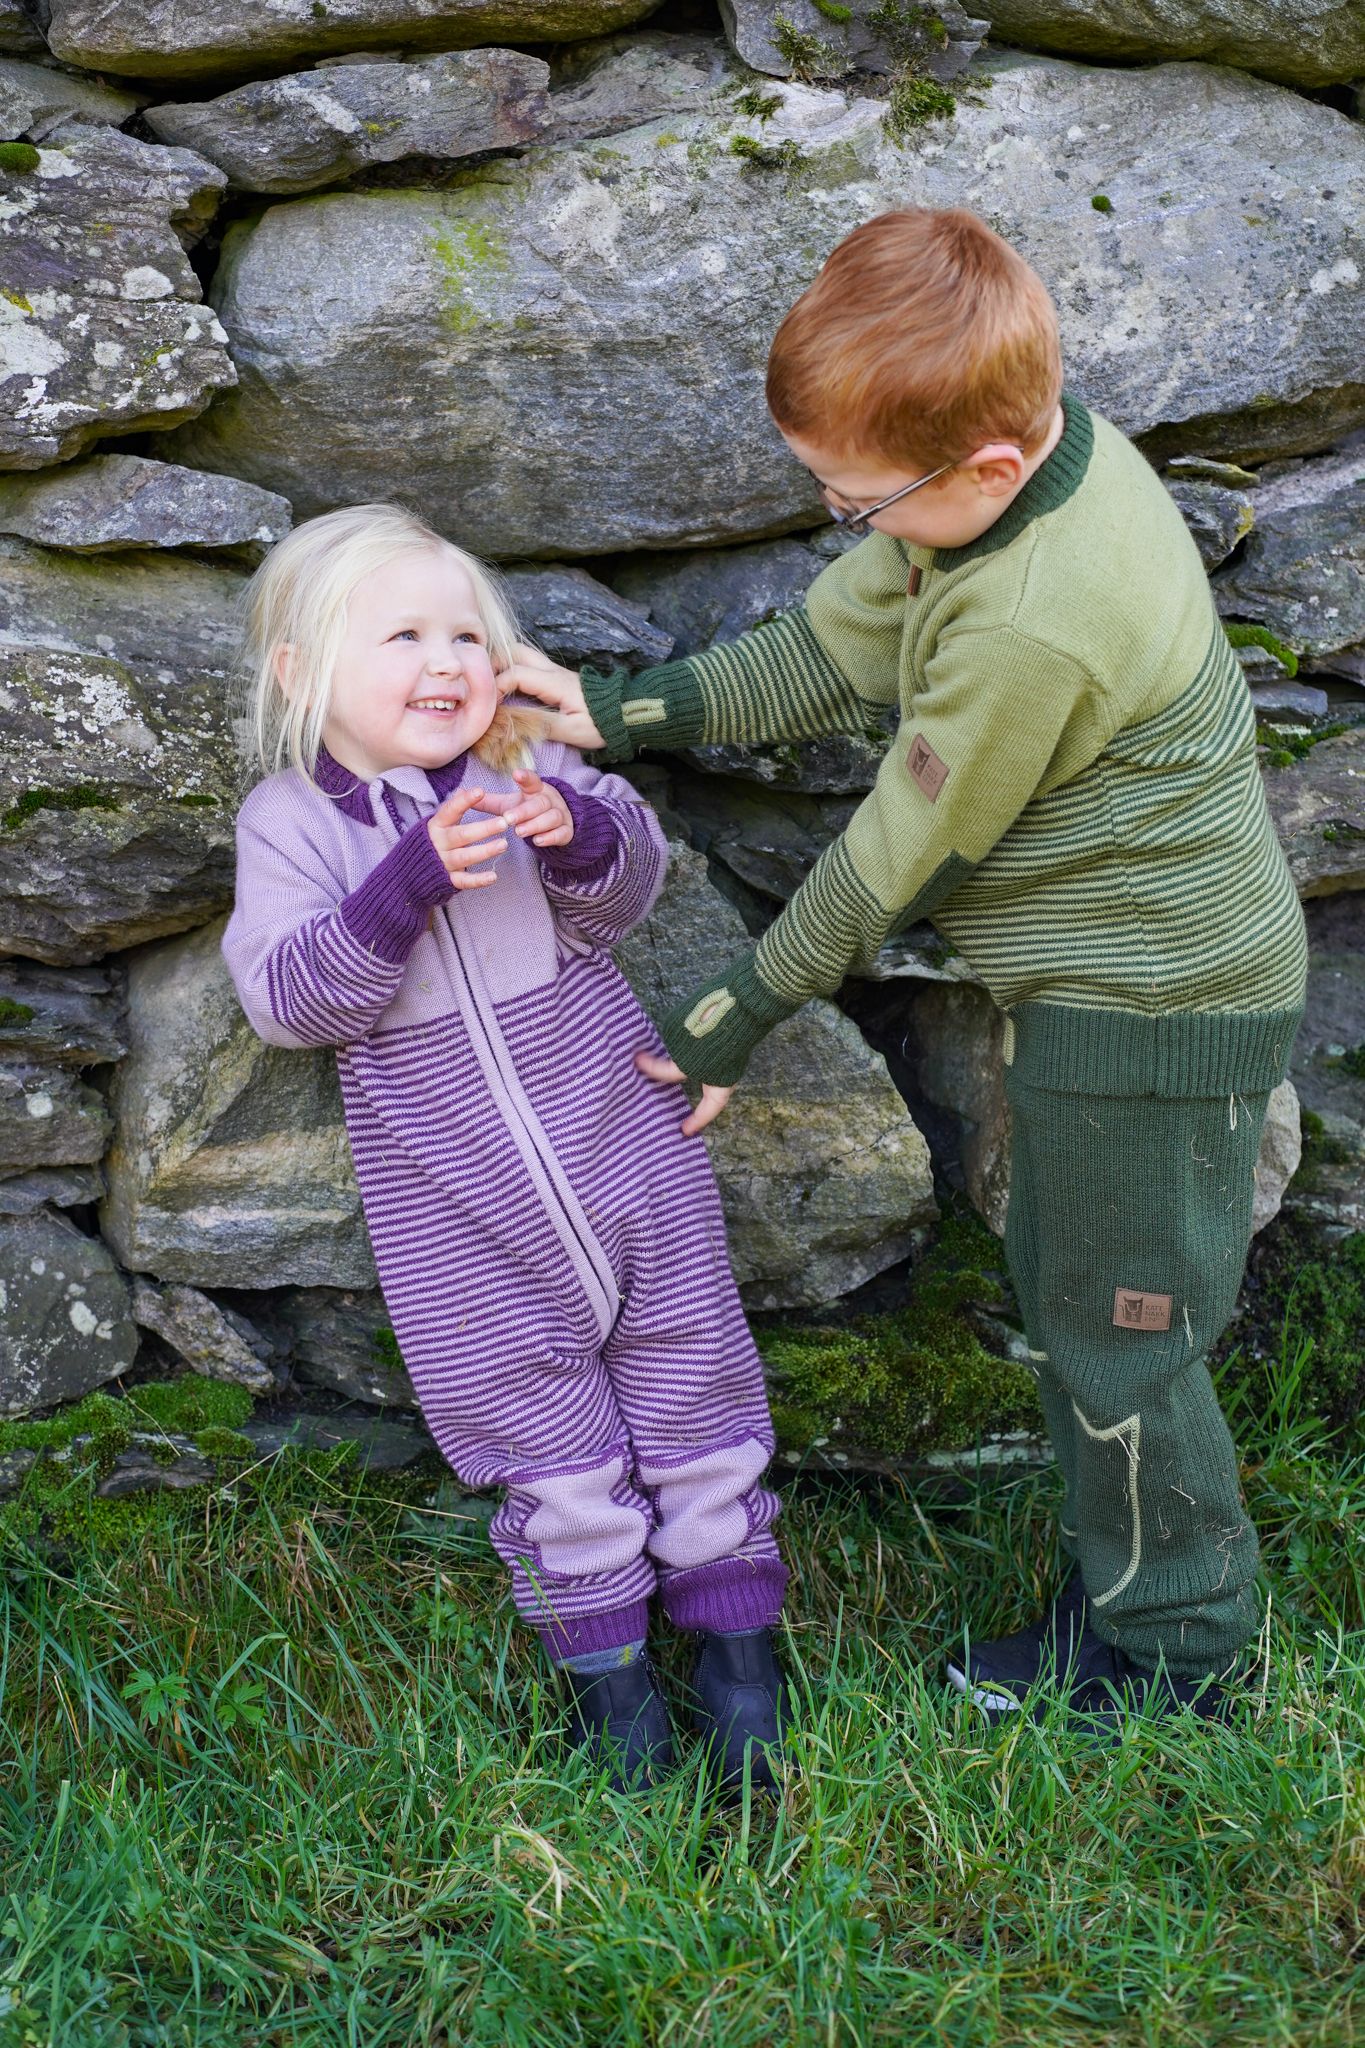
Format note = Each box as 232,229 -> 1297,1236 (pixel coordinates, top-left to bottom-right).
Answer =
907,564 -> 922,597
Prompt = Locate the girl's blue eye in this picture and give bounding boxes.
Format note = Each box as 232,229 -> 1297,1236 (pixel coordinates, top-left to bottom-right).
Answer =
393,629 -> 418,641
456,632 -> 481,645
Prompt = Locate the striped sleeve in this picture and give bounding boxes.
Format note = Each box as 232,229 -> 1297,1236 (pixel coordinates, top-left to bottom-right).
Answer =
224,811 -> 448,1050
581,610 -> 890,762
658,631 -> 1099,1085
533,750 -> 669,948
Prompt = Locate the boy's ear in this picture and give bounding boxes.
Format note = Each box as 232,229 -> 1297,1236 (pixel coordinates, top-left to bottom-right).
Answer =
964,444 -> 1027,497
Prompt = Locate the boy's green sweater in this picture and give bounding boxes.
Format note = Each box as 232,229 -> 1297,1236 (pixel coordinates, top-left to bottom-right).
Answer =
585,398 -> 1306,1095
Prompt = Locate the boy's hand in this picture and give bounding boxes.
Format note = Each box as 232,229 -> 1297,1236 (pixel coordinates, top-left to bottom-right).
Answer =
477,768 -> 575,849
427,786 -> 507,889
635,1051 -> 735,1136
498,642 -> 606,754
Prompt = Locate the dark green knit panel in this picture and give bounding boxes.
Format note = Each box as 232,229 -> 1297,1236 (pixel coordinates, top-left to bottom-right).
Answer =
1004,1070 -> 1269,1674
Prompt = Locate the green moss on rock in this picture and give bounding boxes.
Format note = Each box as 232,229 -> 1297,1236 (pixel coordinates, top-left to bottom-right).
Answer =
2,786 -> 121,832
884,72 -> 957,143
0,997 -> 35,1027
0,143 -> 41,175
759,1219 -> 1041,1460
428,218 -> 504,336
1226,621 -> 1299,677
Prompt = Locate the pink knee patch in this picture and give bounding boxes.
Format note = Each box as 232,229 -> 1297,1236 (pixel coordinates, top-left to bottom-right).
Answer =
637,1437 -> 771,1571
507,1456 -> 649,1580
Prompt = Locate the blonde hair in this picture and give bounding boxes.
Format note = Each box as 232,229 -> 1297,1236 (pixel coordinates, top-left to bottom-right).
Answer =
238,502 -> 545,784
767,208 -> 1062,470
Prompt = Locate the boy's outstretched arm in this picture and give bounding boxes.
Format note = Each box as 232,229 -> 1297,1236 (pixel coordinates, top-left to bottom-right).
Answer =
500,537 -> 909,762
652,629 -> 1102,1089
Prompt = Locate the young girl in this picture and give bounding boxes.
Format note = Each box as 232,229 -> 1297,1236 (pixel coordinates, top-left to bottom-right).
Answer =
223,504 -> 789,1792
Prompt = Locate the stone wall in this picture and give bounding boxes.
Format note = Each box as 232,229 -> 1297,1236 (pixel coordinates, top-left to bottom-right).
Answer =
1,0 -> 1362,1439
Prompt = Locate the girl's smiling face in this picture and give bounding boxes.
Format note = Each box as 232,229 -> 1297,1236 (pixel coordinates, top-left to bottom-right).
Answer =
318,546 -> 498,782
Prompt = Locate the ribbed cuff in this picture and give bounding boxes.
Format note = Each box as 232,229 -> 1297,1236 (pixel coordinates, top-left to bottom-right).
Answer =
536,778 -> 621,883
338,819 -> 453,964
537,1598 -> 654,1666
1009,1001 -> 1304,1099
659,1557 -> 788,1634
659,949 -> 802,1087
581,658 -> 707,763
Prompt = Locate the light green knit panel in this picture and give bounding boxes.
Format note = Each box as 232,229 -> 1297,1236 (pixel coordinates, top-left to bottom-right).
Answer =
934,624 -> 1307,1015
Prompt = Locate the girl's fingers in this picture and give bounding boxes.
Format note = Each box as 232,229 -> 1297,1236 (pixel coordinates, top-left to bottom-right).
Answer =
681,1085 -> 734,1136
430,785 -> 486,826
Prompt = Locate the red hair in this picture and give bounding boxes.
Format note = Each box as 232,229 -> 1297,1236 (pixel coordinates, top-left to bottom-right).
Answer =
766,208 -> 1062,468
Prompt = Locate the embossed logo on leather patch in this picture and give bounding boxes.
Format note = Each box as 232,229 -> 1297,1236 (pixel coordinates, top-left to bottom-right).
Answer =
907,734 -> 949,801
1112,1288 -> 1172,1332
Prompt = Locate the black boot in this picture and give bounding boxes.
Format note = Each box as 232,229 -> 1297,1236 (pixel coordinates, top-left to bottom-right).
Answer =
689,1628 -> 789,1796
946,1567 -> 1091,1705
561,1653 -> 675,1791
947,1579 -> 1232,1729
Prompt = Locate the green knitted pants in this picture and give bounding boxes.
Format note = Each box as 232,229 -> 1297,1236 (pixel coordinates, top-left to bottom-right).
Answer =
1003,1067 -> 1269,1676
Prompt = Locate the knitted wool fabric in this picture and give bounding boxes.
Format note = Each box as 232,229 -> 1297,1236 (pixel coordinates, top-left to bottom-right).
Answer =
581,396 -> 1306,1089
1004,1061 -> 1271,1675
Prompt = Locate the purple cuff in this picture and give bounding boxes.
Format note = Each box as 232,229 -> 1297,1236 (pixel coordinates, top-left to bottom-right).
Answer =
658,1556 -> 788,1634
338,818 -> 453,964
535,778 -> 623,885
537,1598 -> 654,1666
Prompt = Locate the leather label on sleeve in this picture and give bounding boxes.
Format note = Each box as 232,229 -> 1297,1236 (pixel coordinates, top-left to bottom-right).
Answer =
1112,1288 -> 1173,1332
907,734 -> 949,801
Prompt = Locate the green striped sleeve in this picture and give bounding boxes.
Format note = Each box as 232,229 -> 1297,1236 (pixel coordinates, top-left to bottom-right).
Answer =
580,610 -> 879,763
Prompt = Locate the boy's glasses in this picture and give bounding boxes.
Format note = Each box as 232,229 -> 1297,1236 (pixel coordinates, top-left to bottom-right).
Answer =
804,459 -> 957,537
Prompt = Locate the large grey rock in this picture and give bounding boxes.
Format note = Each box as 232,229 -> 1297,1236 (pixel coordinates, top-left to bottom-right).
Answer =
0,532 -> 249,682
0,1061 -> 109,1175
616,842 -> 936,1309
0,961 -> 126,1066
165,58 -> 1365,557
0,56 -> 140,138
1260,728 -> 1365,897
544,30 -> 733,144
145,49 -> 552,196
0,643 -> 237,964
0,455 -> 291,559
1283,892 -> 1365,1241
45,0 -> 667,83
719,0 -> 988,80
0,1164 -> 103,1213
1252,1078 -> 1301,1234
980,0 -> 1365,89
101,917 -> 375,1289
671,769 -> 855,901
1164,476 -> 1255,574
0,1 -> 45,55
238,1410 -> 432,1471
611,532 -> 838,657
1214,446 -> 1365,666
130,1276 -> 275,1392
0,127 -> 234,471
500,563 -> 673,671
244,1285 -> 419,1407
0,1208 -> 137,1417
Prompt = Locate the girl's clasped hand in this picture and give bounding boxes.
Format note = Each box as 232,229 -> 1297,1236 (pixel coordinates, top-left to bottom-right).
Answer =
426,768 -> 575,890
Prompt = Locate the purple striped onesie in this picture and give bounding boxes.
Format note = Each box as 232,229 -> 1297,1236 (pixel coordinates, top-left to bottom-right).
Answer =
223,739 -> 787,1659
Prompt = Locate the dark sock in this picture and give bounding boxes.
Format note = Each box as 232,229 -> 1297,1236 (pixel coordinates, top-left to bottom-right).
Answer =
558,1639 -> 646,1677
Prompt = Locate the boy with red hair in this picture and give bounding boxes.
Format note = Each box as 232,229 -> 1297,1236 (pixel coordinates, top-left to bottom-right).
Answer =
506,208 -> 1306,1725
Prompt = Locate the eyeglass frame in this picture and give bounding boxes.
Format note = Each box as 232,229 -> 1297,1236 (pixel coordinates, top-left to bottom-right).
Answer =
804,458 -> 958,537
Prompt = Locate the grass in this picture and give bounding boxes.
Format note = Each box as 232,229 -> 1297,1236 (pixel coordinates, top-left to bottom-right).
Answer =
1,1318 -> 1363,2041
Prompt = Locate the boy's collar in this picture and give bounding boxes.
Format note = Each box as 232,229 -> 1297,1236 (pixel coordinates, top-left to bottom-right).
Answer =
930,392 -> 1095,571
312,744 -> 469,825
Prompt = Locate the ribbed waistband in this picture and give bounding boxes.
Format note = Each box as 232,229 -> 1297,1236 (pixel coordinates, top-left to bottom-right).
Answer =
1007,1001 -> 1303,1098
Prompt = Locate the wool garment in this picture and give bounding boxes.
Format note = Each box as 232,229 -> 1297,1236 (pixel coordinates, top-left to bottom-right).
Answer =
223,740 -> 787,1659
576,394 -> 1308,1671
579,395 -> 1306,1089
1003,1061 -> 1271,1675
